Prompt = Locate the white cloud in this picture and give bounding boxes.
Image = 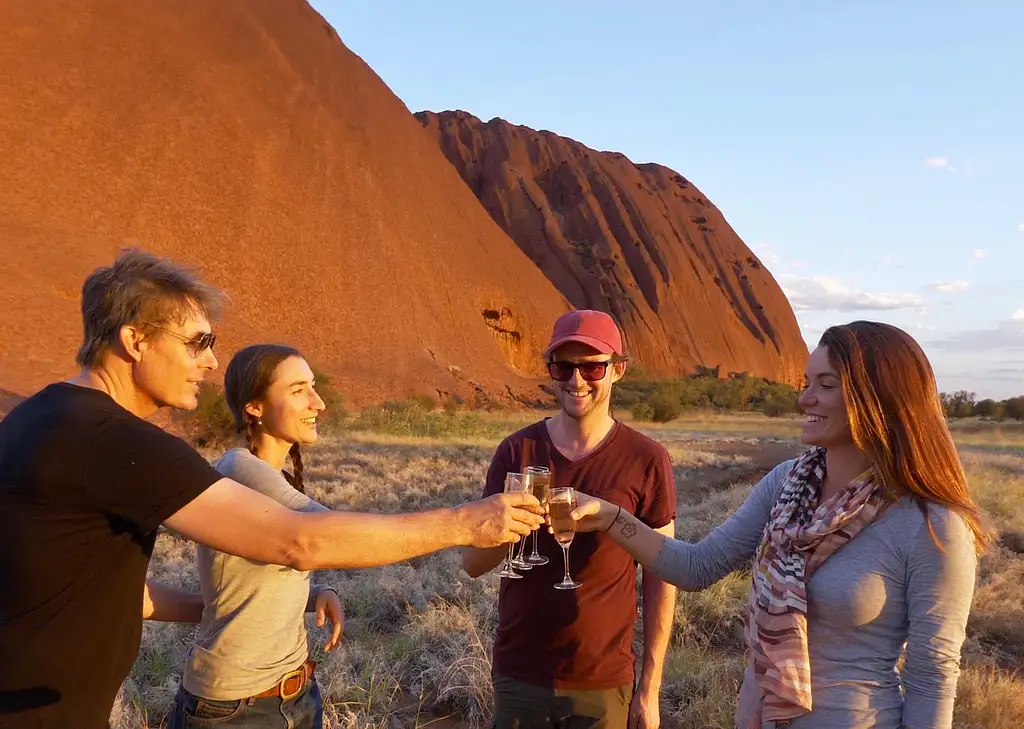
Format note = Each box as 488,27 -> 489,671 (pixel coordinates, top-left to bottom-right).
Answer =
935,310 -> 1024,351
750,242 -> 781,264
971,248 -> 986,259
924,157 -> 955,172
930,281 -> 970,293
1018,223 -> 1024,233
781,275 -> 925,312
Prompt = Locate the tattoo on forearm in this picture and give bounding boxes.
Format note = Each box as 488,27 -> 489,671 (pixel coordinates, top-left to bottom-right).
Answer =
616,511 -> 637,539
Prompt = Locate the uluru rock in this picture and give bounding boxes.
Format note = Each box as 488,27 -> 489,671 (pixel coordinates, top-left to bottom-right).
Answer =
0,0 -> 572,406
416,110 -> 807,385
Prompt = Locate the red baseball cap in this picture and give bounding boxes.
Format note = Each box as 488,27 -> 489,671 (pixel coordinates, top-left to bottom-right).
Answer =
543,309 -> 624,359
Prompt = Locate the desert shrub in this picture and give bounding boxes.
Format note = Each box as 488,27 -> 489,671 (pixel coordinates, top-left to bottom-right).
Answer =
172,381 -> 236,447
408,393 -> 438,411
616,370 -> 802,420
348,398 -> 511,440
311,367 -> 347,433
632,402 -> 655,421
953,664 -> 1024,729
442,395 -> 461,416
661,646 -> 747,729
649,392 -> 682,423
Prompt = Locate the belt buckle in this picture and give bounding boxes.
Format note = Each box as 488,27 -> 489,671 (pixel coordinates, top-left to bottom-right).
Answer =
279,664 -> 307,702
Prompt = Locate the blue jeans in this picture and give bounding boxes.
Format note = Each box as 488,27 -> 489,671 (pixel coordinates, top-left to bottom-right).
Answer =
168,676 -> 323,729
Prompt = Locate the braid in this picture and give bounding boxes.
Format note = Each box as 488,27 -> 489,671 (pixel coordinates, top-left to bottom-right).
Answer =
288,442 -> 305,493
241,415 -> 259,456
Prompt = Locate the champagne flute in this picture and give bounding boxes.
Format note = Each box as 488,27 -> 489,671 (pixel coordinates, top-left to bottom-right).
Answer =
524,466 -> 551,565
496,472 -> 527,579
510,474 -> 534,571
549,487 -> 582,590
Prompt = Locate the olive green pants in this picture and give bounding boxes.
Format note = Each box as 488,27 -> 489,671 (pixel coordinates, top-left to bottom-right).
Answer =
491,673 -> 633,729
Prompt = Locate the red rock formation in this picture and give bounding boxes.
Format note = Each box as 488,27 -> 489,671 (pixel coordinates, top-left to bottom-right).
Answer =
0,0 -> 571,406
416,110 -> 807,385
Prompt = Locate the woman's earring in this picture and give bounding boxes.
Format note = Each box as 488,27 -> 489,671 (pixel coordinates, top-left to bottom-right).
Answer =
257,419 -> 262,426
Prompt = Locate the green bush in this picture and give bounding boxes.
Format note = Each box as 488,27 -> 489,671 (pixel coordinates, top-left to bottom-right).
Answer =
762,400 -> 791,418
408,393 -> 438,411
348,398 -> 510,440
631,402 -> 655,421
442,395 -> 461,416
649,393 -> 682,423
615,367 -> 803,419
173,381 -> 236,448
310,367 -> 347,432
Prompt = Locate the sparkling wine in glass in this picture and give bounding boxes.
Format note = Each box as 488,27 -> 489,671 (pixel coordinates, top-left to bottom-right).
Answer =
549,487 -> 582,590
524,466 -> 551,566
497,472 -> 527,579
510,489 -> 534,571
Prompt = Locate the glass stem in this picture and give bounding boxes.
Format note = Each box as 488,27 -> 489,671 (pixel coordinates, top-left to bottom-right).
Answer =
506,542 -> 516,568
561,545 -> 571,582
530,530 -> 539,557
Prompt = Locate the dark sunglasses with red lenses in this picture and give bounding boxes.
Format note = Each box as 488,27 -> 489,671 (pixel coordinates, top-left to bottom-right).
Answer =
547,360 -> 612,382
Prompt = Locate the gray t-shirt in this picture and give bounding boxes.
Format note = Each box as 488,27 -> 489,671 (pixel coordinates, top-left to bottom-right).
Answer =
182,448 -> 331,700
651,459 -> 977,729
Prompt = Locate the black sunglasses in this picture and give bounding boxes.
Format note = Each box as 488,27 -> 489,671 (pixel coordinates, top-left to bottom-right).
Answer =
547,360 -> 612,382
149,325 -> 217,358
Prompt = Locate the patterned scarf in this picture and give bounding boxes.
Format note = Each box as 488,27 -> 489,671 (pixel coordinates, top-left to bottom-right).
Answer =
745,446 -> 885,728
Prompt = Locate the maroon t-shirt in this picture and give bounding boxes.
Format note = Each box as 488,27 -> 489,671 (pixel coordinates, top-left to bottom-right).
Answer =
483,419 -> 677,690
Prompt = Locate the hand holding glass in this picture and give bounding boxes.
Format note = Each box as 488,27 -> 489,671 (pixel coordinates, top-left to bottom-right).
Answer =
497,472 -> 528,579
548,487 -> 582,590
522,466 -> 551,566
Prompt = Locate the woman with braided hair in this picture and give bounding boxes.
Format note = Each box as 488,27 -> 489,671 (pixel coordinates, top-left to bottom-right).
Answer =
170,344 -> 342,729
567,321 -> 991,729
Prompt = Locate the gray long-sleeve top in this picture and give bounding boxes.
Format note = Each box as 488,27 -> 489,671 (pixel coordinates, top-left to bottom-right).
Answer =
650,459 -> 977,729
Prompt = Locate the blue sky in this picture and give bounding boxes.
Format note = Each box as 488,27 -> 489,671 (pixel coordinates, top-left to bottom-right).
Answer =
312,0 -> 1023,399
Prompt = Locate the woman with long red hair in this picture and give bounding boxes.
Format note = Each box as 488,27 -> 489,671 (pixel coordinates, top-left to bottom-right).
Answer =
570,321 -> 990,729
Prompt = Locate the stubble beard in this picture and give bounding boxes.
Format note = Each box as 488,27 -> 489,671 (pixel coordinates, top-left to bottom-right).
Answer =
561,385 -> 611,422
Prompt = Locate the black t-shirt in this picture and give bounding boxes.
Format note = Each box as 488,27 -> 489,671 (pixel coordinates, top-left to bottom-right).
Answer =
0,383 -> 222,728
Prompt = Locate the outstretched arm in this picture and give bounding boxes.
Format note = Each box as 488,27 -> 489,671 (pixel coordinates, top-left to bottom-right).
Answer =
164,478 -> 542,571
571,460 -> 791,590
142,579 -> 204,622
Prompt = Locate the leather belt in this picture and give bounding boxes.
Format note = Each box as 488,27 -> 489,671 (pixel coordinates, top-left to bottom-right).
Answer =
251,659 -> 317,701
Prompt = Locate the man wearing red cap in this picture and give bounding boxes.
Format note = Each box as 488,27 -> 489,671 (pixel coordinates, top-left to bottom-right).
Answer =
463,310 -> 677,729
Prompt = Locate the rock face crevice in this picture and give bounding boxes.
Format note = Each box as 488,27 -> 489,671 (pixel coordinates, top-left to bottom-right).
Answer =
417,110 -> 807,385
481,307 -> 533,375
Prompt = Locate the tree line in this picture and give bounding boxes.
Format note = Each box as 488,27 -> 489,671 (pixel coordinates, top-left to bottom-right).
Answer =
940,390 -> 1024,421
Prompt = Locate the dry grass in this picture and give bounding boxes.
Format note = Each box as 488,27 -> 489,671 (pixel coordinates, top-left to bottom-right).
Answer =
949,419 -> 1024,451
115,413 -> 1024,729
